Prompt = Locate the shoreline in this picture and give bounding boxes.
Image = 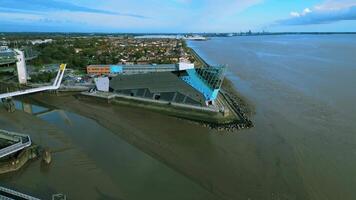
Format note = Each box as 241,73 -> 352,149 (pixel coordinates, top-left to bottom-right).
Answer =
22,94 -> 236,199
78,91 -> 250,131
1,78 -> 254,132
187,43 -> 255,125
0,43 -> 254,131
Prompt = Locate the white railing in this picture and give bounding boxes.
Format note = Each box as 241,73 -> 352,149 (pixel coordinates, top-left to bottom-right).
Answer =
0,130 -> 32,158
0,186 -> 41,200
0,64 -> 66,100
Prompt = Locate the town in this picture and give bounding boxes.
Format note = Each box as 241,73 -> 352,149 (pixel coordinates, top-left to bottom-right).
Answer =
1,34 -> 200,70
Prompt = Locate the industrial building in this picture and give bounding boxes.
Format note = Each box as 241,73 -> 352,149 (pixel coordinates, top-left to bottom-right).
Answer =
0,46 -> 16,64
94,62 -> 226,106
87,62 -> 194,76
110,71 -> 207,106
0,47 -> 28,84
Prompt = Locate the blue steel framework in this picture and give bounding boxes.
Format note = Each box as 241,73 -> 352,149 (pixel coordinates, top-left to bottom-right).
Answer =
181,65 -> 226,102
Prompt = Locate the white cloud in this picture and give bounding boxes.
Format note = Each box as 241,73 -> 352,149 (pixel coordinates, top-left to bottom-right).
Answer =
290,12 -> 300,17
0,0 -> 265,32
280,2 -> 356,26
303,8 -> 312,14
290,8 -> 312,18
315,0 -> 356,11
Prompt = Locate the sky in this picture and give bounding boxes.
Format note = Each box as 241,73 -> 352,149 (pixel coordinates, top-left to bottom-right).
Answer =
0,0 -> 356,32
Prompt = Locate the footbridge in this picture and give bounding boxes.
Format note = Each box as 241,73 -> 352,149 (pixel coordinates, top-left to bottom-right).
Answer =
0,186 -> 41,200
0,64 -> 66,112
0,64 -> 66,100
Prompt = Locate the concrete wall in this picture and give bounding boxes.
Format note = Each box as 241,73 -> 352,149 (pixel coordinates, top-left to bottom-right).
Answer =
94,77 -> 110,92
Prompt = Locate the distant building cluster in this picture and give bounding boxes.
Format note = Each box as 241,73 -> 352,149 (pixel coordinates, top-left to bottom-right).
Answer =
98,38 -> 196,65
86,61 -> 194,76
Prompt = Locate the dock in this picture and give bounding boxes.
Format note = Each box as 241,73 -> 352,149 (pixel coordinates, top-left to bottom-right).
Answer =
79,90 -> 254,131
0,129 -> 39,175
81,91 -> 221,113
0,130 -> 32,159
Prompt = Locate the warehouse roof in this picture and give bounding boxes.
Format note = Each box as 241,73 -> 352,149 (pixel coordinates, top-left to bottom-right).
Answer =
110,72 -> 206,104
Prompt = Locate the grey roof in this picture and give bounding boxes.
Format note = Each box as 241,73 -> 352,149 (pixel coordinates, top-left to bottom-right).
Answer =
0,51 -> 15,58
110,72 -> 206,103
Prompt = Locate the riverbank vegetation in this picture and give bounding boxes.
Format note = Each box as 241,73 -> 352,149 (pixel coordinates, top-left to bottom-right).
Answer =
30,71 -> 56,83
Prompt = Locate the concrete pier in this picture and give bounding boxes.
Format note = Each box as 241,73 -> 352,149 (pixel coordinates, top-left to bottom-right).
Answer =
0,129 -> 39,174
79,90 -> 252,131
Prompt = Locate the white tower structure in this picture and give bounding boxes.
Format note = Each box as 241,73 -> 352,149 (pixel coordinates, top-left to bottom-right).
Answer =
14,49 -> 27,85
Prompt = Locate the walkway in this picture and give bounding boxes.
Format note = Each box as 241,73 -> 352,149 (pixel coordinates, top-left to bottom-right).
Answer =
0,64 -> 66,100
0,129 -> 32,159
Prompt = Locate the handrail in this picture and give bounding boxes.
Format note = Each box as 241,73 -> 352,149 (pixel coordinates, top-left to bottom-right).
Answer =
0,64 -> 66,99
0,130 -> 32,158
0,186 -> 41,200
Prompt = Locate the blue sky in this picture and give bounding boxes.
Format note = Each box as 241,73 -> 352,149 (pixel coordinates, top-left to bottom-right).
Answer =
0,0 -> 355,32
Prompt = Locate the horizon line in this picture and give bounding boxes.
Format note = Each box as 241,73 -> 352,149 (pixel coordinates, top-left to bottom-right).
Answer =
1,31 -> 356,34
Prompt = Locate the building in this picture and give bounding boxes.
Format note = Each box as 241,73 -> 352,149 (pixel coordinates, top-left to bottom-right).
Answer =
0,46 -> 15,60
87,65 -> 115,75
0,46 -> 9,52
87,62 -> 194,76
104,65 -> 226,106
0,48 -> 28,85
94,77 -> 109,92
14,49 -> 27,84
109,71 -> 207,106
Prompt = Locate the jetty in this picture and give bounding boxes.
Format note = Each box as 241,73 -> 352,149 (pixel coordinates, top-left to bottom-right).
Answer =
0,129 -> 39,174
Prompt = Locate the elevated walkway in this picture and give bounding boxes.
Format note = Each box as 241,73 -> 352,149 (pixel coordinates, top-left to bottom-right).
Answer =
0,129 -> 32,159
0,186 -> 40,200
0,64 -> 66,100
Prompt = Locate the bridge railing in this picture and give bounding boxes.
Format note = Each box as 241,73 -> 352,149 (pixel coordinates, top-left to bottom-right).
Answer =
0,64 -> 66,99
0,130 -> 32,158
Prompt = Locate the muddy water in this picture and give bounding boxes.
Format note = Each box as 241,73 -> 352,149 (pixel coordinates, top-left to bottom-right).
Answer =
188,34 -> 356,200
1,34 -> 356,200
0,100 -> 217,200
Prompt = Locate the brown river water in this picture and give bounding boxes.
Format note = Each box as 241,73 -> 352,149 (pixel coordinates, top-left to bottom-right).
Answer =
1,34 -> 356,200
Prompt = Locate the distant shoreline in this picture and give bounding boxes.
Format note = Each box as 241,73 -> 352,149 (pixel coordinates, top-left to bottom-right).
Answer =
1,32 -> 356,37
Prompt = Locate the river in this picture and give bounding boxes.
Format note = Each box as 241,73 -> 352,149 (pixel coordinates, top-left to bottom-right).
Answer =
1,34 -> 356,200
1,98 -> 223,199
188,34 -> 356,200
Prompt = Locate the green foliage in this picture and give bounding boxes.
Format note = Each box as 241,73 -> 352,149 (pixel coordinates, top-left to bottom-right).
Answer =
30,72 -> 56,83
12,36 -> 189,70
30,38 -> 101,70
